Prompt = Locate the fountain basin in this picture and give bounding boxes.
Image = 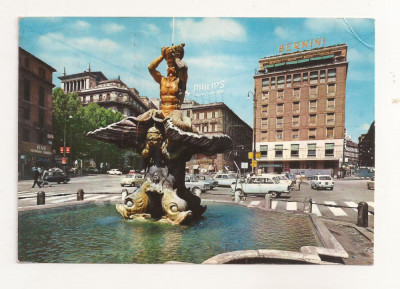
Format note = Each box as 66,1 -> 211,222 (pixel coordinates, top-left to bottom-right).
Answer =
18,200 -> 347,264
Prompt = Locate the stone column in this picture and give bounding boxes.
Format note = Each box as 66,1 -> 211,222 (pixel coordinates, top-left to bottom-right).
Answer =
86,78 -> 90,89
61,82 -> 65,90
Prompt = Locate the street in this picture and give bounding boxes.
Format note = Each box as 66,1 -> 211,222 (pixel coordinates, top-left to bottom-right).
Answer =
18,174 -> 374,226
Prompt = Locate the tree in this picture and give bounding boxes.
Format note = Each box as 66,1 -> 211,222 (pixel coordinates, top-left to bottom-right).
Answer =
52,88 -> 127,169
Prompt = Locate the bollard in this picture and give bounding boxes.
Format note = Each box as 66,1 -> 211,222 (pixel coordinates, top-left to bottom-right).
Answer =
304,197 -> 313,214
357,201 -> 369,227
234,190 -> 241,203
265,194 -> 272,209
37,191 -> 45,205
77,189 -> 84,201
121,189 -> 128,201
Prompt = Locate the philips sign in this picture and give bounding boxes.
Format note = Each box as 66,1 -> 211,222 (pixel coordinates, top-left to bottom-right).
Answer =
186,80 -> 225,98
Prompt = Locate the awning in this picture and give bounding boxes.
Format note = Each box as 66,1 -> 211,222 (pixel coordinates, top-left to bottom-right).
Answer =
208,165 -> 215,170
193,165 -> 199,169
297,58 -> 310,63
322,54 -> 334,59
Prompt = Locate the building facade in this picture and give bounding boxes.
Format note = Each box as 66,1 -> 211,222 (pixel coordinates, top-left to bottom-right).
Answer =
58,67 -> 148,117
253,44 -> 348,174
180,100 -> 253,174
358,121 -> 375,167
18,47 -> 56,178
344,139 -> 359,166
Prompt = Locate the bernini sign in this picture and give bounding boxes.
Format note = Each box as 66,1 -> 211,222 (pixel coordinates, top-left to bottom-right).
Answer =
279,37 -> 326,53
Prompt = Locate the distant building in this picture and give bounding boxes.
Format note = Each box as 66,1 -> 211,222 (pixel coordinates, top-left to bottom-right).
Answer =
253,44 -> 348,174
358,121 -> 375,167
58,66 -> 148,116
180,100 -> 253,173
18,47 -> 56,178
344,139 -> 359,166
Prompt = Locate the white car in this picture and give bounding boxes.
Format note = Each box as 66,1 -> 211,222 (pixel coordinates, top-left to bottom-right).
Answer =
231,175 -> 291,198
185,175 -> 211,196
107,169 -> 122,175
310,175 -> 334,190
213,173 -> 238,187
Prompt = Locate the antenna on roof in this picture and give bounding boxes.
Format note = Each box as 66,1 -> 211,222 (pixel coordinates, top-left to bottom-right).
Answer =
87,63 -> 91,72
63,67 -> 66,76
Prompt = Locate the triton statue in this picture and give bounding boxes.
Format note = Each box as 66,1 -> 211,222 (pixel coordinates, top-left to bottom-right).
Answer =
87,43 -> 232,225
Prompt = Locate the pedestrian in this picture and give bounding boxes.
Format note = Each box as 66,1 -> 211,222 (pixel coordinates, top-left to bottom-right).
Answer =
295,173 -> 301,191
41,167 -> 50,187
32,168 -> 42,188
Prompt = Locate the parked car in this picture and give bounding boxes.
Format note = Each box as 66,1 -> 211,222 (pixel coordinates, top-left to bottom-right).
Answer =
310,175 -> 334,190
120,174 -> 144,187
46,168 -> 70,184
185,175 -> 211,196
107,169 -> 122,175
87,168 -> 99,174
231,175 -> 291,198
213,173 -> 238,187
273,174 -> 295,188
367,177 -> 375,190
197,174 -> 218,189
128,170 -> 136,174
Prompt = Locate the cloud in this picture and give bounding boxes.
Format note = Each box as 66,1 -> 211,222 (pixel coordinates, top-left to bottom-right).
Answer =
74,20 -> 91,29
38,33 -> 120,53
143,23 -> 160,34
175,18 -> 247,43
273,26 -> 293,40
101,23 -> 126,34
361,123 -> 371,131
304,18 -> 341,33
347,48 -> 374,63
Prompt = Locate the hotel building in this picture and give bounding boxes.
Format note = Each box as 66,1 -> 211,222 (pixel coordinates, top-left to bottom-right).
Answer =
253,44 -> 348,174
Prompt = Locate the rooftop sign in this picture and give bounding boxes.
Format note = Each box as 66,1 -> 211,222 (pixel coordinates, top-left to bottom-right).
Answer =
279,37 -> 325,53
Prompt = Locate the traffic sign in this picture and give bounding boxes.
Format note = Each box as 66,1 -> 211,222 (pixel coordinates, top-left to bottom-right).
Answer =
248,152 -> 253,159
256,152 -> 261,159
60,147 -> 64,153
62,157 -> 68,165
66,147 -> 70,154
251,160 -> 257,167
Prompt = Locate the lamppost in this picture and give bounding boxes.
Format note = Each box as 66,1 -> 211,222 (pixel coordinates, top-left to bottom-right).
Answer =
63,115 -> 73,173
247,90 -> 263,173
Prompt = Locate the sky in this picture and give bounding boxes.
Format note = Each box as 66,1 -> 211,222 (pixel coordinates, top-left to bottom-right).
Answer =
19,17 -> 375,141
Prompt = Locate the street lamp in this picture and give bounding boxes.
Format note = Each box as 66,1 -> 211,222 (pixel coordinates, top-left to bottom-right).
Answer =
63,115 -> 73,173
247,90 -> 263,173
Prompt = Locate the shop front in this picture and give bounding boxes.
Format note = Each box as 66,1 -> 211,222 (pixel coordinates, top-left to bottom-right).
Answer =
18,142 -> 53,179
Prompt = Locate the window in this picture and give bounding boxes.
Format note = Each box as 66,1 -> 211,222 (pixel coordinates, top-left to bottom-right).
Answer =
276,130 -> 283,139
328,68 -> 336,81
320,70 -> 326,83
24,57 -> 30,68
23,107 -> 30,120
207,112 -> 212,119
82,96 -> 86,103
309,114 -> 317,125
327,83 -> 336,95
309,100 -> 317,111
309,128 -> 316,139
292,130 -> 299,139
327,98 -> 335,109
38,110 -> 45,128
308,143 -> 316,156
303,72 -> 309,83
326,113 -> 335,124
212,111 -> 216,118
262,78 -> 270,88
39,68 -> 45,78
23,79 -> 31,101
310,71 -> 318,83
292,115 -> 300,126
327,127 -> 334,138
277,76 -> 285,88
291,144 -> 299,157
99,94 -> 103,101
187,110 -> 191,117
200,112 -> 205,119
211,124 -> 215,132
277,90 -> 284,100
325,143 -> 334,156
276,103 -> 284,113
276,117 -> 283,128
106,93 -> 111,101
294,74 -> 301,83
292,102 -> 300,113
270,77 -> 276,87
261,105 -> 268,113
309,85 -> 318,97
261,118 -> 268,127
22,128 -> 29,142
293,87 -> 300,98
260,145 -> 268,157
262,91 -> 269,100
275,144 -> 283,157
203,125 -> 208,133
286,75 -> 292,87
90,95 -> 94,102
261,131 -> 268,140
